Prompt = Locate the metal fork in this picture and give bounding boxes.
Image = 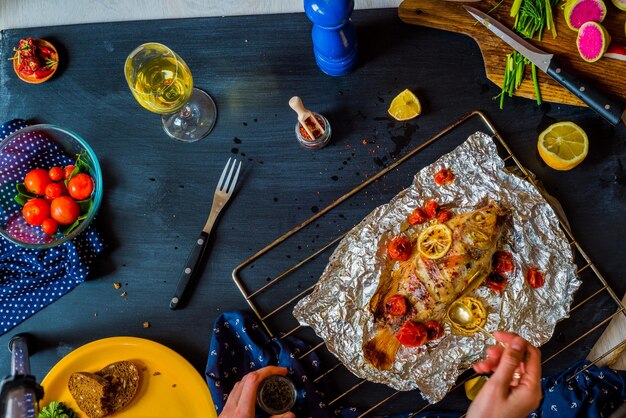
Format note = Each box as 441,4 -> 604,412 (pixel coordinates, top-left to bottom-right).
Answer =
170,158 -> 242,309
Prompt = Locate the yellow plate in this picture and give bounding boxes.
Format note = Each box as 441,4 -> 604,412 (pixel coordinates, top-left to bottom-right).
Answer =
41,336 -> 216,418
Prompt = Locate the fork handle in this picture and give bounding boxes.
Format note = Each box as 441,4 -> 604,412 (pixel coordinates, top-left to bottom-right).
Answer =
170,231 -> 210,309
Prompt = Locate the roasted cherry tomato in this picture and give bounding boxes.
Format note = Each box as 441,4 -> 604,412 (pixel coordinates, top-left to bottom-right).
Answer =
387,237 -> 413,261
50,196 -> 80,225
408,208 -> 428,225
41,218 -> 58,235
486,272 -> 508,294
67,173 -> 94,200
436,210 -> 453,223
22,198 -> 50,226
424,199 -> 440,219
395,321 -> 428,347
24,168 -> 51,195
44,182 -> 64,200
493,251 -> 514,274
526,267 -> 545,289
434,168 -> 454,186
424,321 -> 444,340
385,294 -> 408,316
63,165 -> 76,180
48,166 -> 63,181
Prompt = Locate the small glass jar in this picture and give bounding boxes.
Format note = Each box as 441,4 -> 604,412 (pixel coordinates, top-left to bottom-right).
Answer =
256,375 -> 297,415
294,112 -> 331,149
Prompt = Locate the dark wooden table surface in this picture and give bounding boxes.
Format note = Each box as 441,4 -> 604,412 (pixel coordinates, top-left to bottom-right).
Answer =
1,8 -> 625,416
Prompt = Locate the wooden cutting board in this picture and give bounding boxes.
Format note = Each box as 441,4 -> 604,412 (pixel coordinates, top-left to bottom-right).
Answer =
398,0 -> 626,107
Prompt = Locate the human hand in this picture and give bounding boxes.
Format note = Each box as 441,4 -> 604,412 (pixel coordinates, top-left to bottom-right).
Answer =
466,331 -> 542,418
219,366 -> 295,418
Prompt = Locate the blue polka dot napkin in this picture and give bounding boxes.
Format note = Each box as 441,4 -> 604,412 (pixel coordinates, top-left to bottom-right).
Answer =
0,119 -> 105,335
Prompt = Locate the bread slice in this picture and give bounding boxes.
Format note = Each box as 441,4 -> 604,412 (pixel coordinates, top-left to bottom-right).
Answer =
96,360 -> 141,412
68,372 -> 111,418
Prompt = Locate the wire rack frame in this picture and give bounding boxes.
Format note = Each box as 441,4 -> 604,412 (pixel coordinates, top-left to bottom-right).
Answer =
232,110 -> 626,417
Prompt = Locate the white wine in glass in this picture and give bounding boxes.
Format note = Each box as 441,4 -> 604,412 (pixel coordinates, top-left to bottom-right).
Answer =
124,43 -> 216,142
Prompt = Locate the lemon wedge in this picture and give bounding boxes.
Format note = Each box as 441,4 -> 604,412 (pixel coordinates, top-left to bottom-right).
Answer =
537,121 -> 588,171
388,89 -> 422,121
465,376 -> 489,401
417,224 -> 452,260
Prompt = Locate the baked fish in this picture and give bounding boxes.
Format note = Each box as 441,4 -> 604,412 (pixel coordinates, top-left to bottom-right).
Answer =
364,201 -> 507,370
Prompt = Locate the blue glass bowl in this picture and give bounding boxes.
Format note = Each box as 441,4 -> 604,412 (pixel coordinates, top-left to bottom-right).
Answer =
0,124 -> 103,249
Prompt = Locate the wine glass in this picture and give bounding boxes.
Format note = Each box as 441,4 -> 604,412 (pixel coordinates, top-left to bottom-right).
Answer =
124,42 -> 217,142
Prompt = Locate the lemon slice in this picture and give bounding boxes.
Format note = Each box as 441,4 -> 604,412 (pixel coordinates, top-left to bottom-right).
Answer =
388,89 -> 421,121
537,121 -> 588,170
465,376 -> 489,401
417,224 -> 452,259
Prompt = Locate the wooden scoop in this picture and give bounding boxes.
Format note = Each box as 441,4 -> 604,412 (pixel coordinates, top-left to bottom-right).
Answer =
289,96 -> 325,140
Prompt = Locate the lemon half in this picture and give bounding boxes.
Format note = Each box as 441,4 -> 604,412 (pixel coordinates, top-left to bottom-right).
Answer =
388,89 -> 422,121
537,121 -> 588,171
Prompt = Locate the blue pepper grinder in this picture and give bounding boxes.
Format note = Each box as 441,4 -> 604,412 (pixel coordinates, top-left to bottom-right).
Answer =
304,0 -> 358,76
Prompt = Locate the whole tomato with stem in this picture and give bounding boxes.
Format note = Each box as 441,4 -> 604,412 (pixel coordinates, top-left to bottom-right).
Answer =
67,173 -> 94,200
50,196 -> 80,225
41,218 -> 58,235
24,168 -> 51,195
22,198 -> 50,226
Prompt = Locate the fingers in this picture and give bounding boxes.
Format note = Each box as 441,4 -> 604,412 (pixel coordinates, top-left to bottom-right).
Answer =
271,413 -> 295,418
235,367 -> 290,416
520,343 -> 542,387
226,380 -> 244,406
490,335 -> 527,392
473,345 -> 504,374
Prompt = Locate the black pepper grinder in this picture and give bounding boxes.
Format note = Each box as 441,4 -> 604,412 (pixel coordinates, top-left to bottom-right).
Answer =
256,375 -> 297,415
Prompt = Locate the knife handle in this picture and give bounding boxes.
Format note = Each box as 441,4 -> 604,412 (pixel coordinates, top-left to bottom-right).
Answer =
170,231 -> 209,309
547,58 -> 625,126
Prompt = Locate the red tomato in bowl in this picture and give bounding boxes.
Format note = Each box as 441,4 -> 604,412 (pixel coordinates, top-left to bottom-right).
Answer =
67,173 -> 94,200
41,218 -> 58,235
24,168 -> 51,195
50,196 -> 80,225
63,165 -> 76,180
48,166 -> 63,181
22,198 -> 50,226
44,182 -> 65,200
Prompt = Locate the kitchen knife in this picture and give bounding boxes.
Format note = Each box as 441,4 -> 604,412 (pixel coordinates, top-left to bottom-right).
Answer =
464,5 -> 626,126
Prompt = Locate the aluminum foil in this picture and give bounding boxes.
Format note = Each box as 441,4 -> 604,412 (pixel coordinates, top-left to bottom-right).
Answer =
293,132 -> 580,403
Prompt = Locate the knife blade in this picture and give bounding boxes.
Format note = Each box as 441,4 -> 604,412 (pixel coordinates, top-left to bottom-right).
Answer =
464,5 -> 626,126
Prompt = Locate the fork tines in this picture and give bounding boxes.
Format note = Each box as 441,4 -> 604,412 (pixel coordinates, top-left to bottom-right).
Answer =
217,157 -> 242,195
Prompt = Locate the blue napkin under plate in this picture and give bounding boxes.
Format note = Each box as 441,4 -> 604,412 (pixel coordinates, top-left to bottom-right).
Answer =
206,311 -> 626,417
0,119 -> 105,335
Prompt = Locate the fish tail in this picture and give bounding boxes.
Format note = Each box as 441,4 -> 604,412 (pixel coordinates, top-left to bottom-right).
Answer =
363,327 -> 400,370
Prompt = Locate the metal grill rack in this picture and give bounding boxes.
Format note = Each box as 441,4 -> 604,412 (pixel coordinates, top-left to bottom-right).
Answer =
232,111 -> 626,416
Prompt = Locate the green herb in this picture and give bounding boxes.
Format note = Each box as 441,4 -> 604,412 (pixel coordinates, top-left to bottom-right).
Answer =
497,0 -> 559,108
38,401 -> 77,418
14,183 -> 37,206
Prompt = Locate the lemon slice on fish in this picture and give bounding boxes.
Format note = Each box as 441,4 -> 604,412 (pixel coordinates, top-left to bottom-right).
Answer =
417,224 -> 452,259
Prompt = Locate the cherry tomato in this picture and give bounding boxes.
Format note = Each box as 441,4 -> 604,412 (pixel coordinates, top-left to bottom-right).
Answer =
50,196 -> 80,225
436,210 -> 453,223
385,295 -> 408,316
387,237 -> 413,261
48,166 -> 63,181
493,251 -> 514,274
22,198 -> 50,226
434,168 -> 454,186
67,173 -> 94,200
63,165 -> 76,180
424,199 -> 440,219
24,168 -> 52,195
44,182 -> 64,200
424,321 -> 444,340
526,267 -> 545,289
41,218 -> 58,235
486,272 -> 508,294
395,321 -> 428,347
407,208 -> 428,225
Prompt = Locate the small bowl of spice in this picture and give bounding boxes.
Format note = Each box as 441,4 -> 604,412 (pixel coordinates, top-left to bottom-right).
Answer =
295,112 -> 331,149
256,375 -> 297,415
12,38 -> 59,84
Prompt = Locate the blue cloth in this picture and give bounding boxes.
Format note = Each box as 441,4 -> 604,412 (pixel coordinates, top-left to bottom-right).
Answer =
0,119 -> 104,335
206,311 -> 626,417
529,360 -> 626,418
